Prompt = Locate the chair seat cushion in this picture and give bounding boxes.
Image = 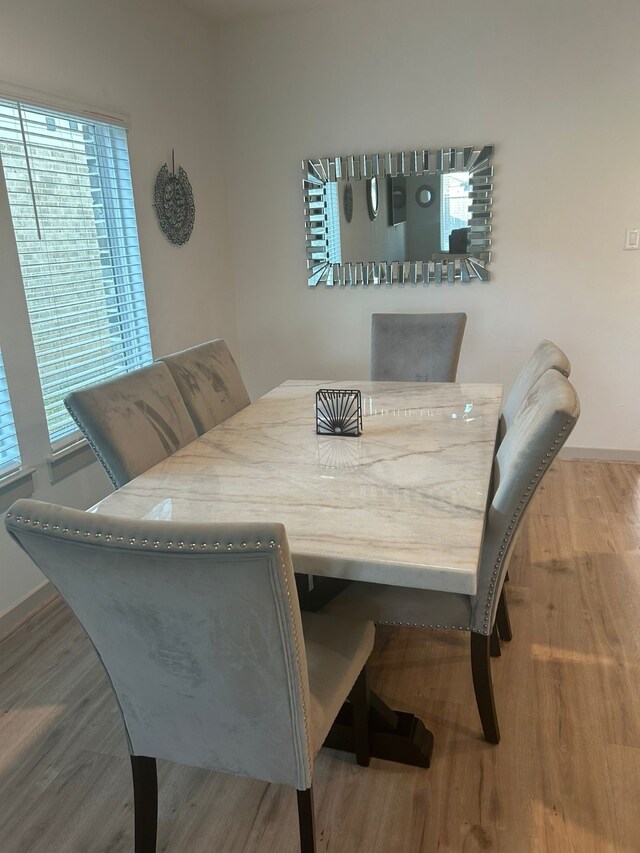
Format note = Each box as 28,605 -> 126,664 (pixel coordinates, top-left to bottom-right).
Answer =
301,612 -> 375,755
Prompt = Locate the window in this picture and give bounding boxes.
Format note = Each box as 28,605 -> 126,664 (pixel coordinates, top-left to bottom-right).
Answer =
324,181 -> 342,265
0,349 -> 21,476
0,98 -> 151,448
440,171 -> 471,252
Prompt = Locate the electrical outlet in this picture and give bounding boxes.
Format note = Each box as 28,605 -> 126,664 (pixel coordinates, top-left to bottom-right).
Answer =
624,229 -> 640,250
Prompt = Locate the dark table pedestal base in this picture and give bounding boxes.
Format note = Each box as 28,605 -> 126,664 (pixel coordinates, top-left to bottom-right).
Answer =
323,691 -> 433,768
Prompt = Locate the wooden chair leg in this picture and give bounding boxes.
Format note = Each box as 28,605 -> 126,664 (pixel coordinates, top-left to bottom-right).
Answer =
296,787 -> 316,853
350,666 -> 371,767
470,633 -> 501,744
130,755 -> 158,853
496,587 -> 513,642
490,624 -> 501,658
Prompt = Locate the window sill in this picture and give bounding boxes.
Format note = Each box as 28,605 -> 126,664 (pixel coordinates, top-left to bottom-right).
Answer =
0,467 -> 36,511
48,438 -> 97,484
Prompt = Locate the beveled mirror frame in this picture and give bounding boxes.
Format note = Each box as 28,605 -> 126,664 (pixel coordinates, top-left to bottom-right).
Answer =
302,145 -> 494,287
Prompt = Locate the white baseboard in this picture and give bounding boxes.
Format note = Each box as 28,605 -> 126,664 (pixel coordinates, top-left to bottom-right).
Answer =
0,582 -> 58,642
560,446 -> 640,463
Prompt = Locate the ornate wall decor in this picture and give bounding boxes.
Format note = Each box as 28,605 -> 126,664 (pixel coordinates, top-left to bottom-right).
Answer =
153,150 -> 195,245
302,145 -> 494,286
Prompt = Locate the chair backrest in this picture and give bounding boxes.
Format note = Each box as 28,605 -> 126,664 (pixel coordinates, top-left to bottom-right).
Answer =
371,313 -> 467,382
500,340 -> 571,437
65,362 -> 198,489
5,501 -> 313,790
159,339 -> 250,435
472,370 -> 579,633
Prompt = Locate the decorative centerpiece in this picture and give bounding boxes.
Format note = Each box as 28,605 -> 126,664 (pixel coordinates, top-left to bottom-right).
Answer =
316,389 -> 362,436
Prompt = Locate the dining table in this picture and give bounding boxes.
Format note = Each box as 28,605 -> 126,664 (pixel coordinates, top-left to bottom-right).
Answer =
90,379 -> 503,768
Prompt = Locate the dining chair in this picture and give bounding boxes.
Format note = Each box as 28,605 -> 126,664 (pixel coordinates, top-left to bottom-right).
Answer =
370,313 -> 467,383
159,339 -> 251,435
5,502 -> 375,853
323,369 -> 580,744
492,339 -> 571,648
64,362 -> 197,489
500,339 -> 571,440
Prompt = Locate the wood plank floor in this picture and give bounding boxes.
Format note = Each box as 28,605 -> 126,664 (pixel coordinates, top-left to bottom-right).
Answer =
1,460 -> 639,852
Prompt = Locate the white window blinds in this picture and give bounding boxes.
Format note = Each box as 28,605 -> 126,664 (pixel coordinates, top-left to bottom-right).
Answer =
440,171 -> 471,251
0,350 -> 21,475
324,181 -> 342,265
0,98 -> 152,446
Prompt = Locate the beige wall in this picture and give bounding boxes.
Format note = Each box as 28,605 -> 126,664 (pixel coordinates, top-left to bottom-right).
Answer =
216,0 -> 640,453
0,0 -> 239,615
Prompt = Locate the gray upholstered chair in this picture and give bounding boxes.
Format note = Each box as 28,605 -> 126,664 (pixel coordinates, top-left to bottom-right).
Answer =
500,339 -> 571,441
159,339 -> 250,435
493,339 -> 571,644
323,369 -> 579,744
64,362 -> 197,489
5,504 -> 374,853
371,313 -> 467,382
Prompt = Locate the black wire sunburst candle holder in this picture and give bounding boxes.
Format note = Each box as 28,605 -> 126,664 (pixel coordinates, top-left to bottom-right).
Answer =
316,389 -> 362,437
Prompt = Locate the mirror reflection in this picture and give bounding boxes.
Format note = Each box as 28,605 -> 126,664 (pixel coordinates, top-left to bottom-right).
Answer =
303,146 -> 494,286
333,172 -> 472,265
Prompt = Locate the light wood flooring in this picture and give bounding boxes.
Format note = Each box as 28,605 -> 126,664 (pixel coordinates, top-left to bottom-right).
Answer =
1,460 -> 639,852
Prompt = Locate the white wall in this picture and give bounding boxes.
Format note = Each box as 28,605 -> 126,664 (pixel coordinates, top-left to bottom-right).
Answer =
0,0 -> 238,615
216,0 -> 640,453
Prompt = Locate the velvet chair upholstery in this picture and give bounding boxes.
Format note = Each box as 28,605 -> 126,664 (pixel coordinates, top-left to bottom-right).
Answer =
371,313 -> 467,383
159,339 -> 250,435
493,340 -> 571,647
324,369 -> 580,744
501,340 -> 571,439
64,362 -> 197,489
5,504 -> 375,853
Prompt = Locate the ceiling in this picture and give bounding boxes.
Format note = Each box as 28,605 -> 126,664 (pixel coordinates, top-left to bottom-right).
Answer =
175,0 -> 358,24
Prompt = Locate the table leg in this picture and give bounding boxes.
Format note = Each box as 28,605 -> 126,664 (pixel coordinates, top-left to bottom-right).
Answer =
323,690 -> 433,768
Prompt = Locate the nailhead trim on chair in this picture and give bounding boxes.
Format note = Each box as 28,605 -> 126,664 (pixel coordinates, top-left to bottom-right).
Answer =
379,620 -> 470,630
4,513 -> 285,556
64,405 -> 119,489
478,417 -> 574,635
355,419 -> 576,636
275,542 -> 312,783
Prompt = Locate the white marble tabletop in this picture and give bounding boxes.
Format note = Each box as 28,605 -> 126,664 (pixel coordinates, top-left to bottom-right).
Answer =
91,380 -> 502,595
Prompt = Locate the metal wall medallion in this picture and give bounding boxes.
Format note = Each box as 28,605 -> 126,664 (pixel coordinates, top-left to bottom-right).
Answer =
153,151 -> 195,245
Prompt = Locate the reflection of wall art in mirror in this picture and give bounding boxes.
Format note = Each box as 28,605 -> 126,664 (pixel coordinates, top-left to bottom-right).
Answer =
389,176 -> 407,226
343,183 -> 353,223
302,145 -> 494,287
366,176 -> 379,220
415,184 -> 434,208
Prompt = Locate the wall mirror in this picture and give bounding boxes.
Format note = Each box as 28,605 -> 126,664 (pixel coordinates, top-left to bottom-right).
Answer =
302,145 -> 494,287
